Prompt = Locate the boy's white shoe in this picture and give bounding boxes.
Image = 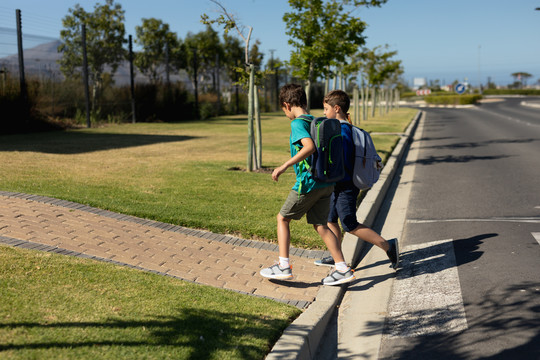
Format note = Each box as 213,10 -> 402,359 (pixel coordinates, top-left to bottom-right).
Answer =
260,263 -> 293,280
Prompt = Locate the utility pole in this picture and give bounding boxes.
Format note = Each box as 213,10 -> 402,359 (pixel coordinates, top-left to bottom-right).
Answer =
192,48 -> 199,119
81,24 -> 91,128
478,45 -> 482,94
128,35 -> 136,123
15,10 -> 27,105
269,49 -> 278,111
164,42 -> 170,86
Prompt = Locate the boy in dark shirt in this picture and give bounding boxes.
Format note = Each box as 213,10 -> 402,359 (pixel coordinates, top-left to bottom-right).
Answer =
315,90 -> 399,269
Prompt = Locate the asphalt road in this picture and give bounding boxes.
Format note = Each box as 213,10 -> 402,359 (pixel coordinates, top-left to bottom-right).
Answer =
381,97 -> 540,360
317,97 -> 540,359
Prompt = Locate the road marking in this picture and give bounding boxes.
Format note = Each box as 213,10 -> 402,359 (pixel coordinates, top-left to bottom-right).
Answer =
533,233 -> 540,246
408,217 -> 540,224
385,239 -> 468,338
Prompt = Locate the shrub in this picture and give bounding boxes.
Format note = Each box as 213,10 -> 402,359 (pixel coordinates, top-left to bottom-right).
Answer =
483,89 -> 540,96
424,94 -> 482,105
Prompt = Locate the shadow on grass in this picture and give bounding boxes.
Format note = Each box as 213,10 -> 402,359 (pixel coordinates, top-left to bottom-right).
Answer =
0,131 -> 201,154
0,307 -> 287,358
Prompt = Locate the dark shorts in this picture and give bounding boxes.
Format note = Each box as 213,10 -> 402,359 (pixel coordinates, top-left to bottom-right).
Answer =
279,185 -> 334,225
328,181 -> 360,232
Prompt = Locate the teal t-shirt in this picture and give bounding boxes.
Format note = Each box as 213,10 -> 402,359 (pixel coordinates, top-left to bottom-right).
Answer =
289,115 -> 334,194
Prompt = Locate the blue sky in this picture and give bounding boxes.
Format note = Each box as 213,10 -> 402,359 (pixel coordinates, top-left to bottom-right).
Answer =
1,0 -> 540,87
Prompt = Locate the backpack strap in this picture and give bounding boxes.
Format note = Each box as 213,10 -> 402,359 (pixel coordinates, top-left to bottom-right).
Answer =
297,114 -> 312,122
293,117 -> 313,196
294,114 -> 315,175
345,123 -> 368,168
294,143 -> 309,196
343,123 -> 356,176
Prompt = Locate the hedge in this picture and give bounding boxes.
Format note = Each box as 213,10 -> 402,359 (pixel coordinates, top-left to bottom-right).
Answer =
482,89 -> 540,96
424,94 -> 482,105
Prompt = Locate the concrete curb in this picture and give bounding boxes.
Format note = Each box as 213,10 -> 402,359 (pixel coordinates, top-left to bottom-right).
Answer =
521,101 -> 540,109
266,110 -> 423,360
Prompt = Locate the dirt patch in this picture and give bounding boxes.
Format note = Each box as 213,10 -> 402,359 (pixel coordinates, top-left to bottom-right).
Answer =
228,166 -> 274,174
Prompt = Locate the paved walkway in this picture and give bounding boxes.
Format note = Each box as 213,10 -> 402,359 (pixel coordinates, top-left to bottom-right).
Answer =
0,191 -> 333,309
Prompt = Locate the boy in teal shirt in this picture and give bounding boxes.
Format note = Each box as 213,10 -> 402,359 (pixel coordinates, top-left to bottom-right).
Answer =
260,84 -> 355,286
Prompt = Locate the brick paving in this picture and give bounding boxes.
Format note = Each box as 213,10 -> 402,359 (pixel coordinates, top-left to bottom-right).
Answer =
0,191 -> 333,308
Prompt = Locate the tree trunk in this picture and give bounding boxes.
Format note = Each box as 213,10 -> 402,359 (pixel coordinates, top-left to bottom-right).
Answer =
305,62 -> 314,111
353,86 -> 359,126
247,64 -> 255,172
216,53 -> 221,115
324,65 -> 330,95
371,87 -> 376,118
254,84 -> 262,169
362,84 -> 368,122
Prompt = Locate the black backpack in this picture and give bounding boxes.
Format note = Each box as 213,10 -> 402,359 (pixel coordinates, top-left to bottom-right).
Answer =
297,116 -> 345,183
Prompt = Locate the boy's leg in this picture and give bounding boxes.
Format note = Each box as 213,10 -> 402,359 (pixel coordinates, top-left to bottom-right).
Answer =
315,190 -> 341,267
327,221 -> 342,242
306,187 -> 355,285
349,224 -> 390,252
315,183 -> 399,269
277,213 -> 292,258
314,224 -> 346,264
326,190 -> 342,241
315,224 -> 356,285
314,221 -> 341,267
260,214 -> 294,280
261,190 -> 310,280
306,187 -> 347,264
315,186 -> 345,267
349,224 -> 399,269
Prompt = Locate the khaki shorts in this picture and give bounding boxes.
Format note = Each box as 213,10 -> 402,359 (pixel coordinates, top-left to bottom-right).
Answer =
279,186 -> 334,225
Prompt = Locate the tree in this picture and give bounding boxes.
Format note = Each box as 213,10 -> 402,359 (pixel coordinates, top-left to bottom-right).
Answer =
359,45 -> 401,116
222,34 -> 244,113
184,26 -> 224,94
202,0 -> 265,172
511,72 -> 532,88
134,18 -> 182,85
58,0 -> 126,110
283,0 -> 387,109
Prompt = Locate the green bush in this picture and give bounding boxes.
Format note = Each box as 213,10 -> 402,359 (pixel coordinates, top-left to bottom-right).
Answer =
483,89 -> 540,96
424,94 -> 482,105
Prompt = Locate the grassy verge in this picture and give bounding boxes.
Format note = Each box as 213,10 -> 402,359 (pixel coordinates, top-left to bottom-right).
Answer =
0,245 -> 299,359
0,107 -> 417,249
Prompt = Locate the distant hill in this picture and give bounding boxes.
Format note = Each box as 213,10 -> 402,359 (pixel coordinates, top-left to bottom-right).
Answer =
0,40 -> 63,77
0,40 -> 191,87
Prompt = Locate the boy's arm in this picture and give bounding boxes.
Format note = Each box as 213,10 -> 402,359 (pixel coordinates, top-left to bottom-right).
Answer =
272,137 -> 315,182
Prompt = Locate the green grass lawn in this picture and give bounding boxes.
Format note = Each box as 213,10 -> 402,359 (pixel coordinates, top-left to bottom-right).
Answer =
0,107 -> 417,359
0,107 -> 416,248
0,245 -> 299,359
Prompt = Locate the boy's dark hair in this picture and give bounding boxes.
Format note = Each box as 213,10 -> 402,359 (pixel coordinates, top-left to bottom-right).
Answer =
279,84 -> 307,109
324,90 -> 350,113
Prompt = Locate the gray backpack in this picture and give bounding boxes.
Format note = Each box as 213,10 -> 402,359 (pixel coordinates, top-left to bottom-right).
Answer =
346,123 -> 382,190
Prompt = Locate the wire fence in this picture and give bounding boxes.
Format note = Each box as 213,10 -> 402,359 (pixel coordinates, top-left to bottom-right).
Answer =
0,7 -> 309,133
0,7 -> 255,128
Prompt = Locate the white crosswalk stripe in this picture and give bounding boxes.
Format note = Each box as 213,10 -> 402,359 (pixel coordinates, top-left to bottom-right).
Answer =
532,232 -> 540,246
385,239 -> 468,338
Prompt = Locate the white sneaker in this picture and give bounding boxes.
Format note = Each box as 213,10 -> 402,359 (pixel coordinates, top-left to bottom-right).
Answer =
322,268 -> 355,286
260,263 -> 293,280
